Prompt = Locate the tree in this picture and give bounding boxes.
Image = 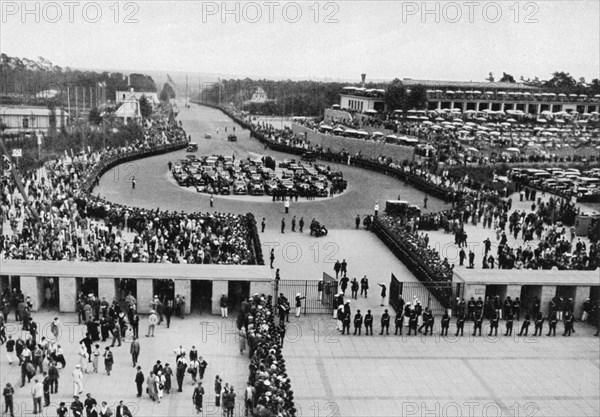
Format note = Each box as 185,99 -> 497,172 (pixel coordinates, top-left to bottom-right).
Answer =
160,83 -> 176,101
486,72 -> 495,82
499,72 -> 516,83
139,95 -> 152,118
406,85 -> 427,110
544,71 -> 577,90
88,107 -> 102,125
384,79 -> 407,112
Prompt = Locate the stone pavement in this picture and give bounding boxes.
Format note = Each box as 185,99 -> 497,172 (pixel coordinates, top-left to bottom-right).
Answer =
284,313 -> 600,417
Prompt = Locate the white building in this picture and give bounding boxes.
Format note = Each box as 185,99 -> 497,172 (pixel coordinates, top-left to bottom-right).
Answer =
114,96 -> 142,124
115,89 -> 160,107
0,106 -> 68,135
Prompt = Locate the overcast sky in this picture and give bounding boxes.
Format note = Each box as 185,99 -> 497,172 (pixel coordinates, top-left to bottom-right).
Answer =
1,0 -> 599,82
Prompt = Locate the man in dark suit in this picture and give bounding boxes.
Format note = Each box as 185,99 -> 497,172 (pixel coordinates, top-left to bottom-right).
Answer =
440,310 -> 450,336
505,312 -> 514,336
547,312 -> 558,336
135,366 -> 144,397
472,312 -> 483,336
130,337 -> 140,367
116,400 -> 132,417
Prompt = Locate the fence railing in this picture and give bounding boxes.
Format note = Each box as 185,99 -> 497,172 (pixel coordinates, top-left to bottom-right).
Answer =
275,278 -> 337,315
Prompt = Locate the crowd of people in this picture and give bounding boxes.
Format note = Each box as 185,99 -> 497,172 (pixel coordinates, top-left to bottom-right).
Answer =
1,109 -> 258,265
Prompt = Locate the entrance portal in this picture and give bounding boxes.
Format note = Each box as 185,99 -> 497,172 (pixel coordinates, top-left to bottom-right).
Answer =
191,280 -> 212,314
228,281 -> 250,312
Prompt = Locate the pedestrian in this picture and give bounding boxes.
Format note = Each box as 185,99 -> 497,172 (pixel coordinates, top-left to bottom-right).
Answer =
350,278 -> 359,299
261,218 -> 265,233
155,371 -> 165,403
214,375 -> 222,407
57,402 -> 68,417
131,176 -> 136,189
72,364 -> 83,396
5,335 -> 15,364
2,383 -> 14,417
176,357 -> 187,392
98,401 -> 112,417
299,217 -> 304,232
84,393 -> 97,417
92,344 -> 100,373
423,195 -> 428,209
147,371 -> 157,401
130,337 -> 140,367
378,283 -> 386,306
355,214 -> 360,229
188,358 -> 199,383
210,194 -> 214,208
192,382 -> 205,414
489,311 -> 499,336
394,311 -> 404,336
146,310 -> 158,337
533,312 -> 544,336
224,386 -> 235,417
42,371 -> 51,406
505,312 -> 514,336
116,400 -> 132,417
360,275 -> 369,298
472,312 -> 483,336
281,218 -> 286,233
291,215 -> 296,232
284,198 -> 290,213
220,294 -> 228,318
50,317 -> 60,340
78,343 -> 89,373
163,363 -> 173,394
270,248 -> 275,269
239,327 -> 247,355
441,310 -> 450,336
455,313 -> 465,337
295,293 -> 306,317
71,396 -> 84,417
374,200 -> 379,217
103,347 -> 114,375
131,314 -> 139,338
245,382 -> 255,417
31,378 -> 43,414
135,366 -> 144,397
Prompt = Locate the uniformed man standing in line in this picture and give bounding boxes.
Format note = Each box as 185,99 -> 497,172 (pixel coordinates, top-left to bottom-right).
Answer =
423,309 -> 435,336
360,276 -> 369,298
364,310 -> 373,336
394,310 -> 404,336
455,313 -> 465,337
563,311 -> 574,336
407,312 -> 418,336
546,312 -> 558,336
472,312 -> 483,336
380,310 -> 390,335
441,310 -> 450,336
353,310 -> 363,335
533,312 -> 544,336
505,312 -> 514,336
418,308 -> 430,334
488,311 -> 499,337
519,314 -> 531,336
467,298 -> 476,321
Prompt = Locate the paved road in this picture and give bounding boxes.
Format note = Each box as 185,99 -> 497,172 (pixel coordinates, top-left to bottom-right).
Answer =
96,103 -> 450,229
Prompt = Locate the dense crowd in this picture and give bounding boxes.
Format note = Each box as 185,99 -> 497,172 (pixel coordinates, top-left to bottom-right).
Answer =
1,110 -> 257,265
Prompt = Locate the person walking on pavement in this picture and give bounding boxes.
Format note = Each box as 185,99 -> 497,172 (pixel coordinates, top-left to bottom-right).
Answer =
193,382 -> 205,414
31,378 -> 43,414
378,283 -> 387,306
130,337 -> 140,367
270,248 -> 275,269
295,293 -> 306,317
261,218 -> 265,233
360,276 -> 369,298
146,310 -> 158,337
135,366 -> 144,397
42,371 -> 51,407
3,383 -> 14,417
72,364 -> 83,396
284,198 -> 290,214
299,217 -> 304,233
103,347 -> 114,375
281,218 -> 286,233
291,216 -> 296,232
220,295 -> 228,318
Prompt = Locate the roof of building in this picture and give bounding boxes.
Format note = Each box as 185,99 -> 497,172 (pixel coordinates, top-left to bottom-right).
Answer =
116,91 -> 160,104
1,260 -> 273,281
401,78 -> 536,90
453,268 -> 600,286
0,106 -> 68,116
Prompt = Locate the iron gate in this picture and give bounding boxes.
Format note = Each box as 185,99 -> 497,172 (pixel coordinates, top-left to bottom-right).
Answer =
274,275 -> 338,315
390,273 -> 464,315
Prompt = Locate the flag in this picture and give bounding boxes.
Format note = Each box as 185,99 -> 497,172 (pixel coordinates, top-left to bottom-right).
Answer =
167,74 -> 176,86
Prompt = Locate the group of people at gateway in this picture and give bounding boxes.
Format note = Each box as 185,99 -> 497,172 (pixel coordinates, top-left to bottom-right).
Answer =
0,111 -> 256,266
1,289 -> 294,417
330,291 -> 600,338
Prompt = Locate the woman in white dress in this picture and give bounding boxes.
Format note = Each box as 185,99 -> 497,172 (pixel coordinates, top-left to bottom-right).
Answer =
155,371 -> 165,403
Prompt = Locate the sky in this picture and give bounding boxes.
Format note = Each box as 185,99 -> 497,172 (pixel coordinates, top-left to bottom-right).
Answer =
1,0 -> 599,83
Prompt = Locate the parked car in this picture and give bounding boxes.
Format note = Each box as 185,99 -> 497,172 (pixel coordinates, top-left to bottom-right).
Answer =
187,143 -> 198,152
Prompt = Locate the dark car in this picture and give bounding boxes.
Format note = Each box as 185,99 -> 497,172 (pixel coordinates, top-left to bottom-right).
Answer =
227,134 -> 237,142
187,143 -> 198,152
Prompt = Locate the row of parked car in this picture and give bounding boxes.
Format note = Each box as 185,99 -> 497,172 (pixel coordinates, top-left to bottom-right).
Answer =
509,167 -> 600,199
172,154 -> 347,197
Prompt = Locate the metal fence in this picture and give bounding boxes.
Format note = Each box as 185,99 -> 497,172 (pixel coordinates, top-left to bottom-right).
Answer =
275,275 -> 338,315
389,274 -> 464,315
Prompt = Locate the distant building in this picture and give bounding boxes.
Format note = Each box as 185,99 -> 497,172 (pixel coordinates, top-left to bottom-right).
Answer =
401,78 -> 600,114
114,94 -> 142,124
339,87 -> 386,113
0,105 -> 68,135
115,89 -> 160,107
244,87 -> 273,105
